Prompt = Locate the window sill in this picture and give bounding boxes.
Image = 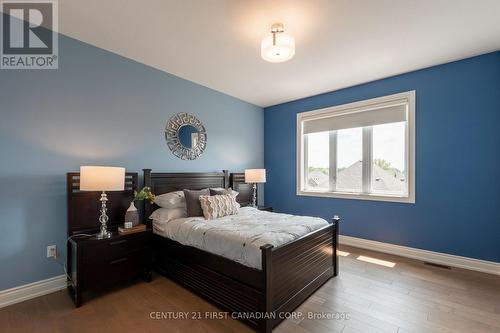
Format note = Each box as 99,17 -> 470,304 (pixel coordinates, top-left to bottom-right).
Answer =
297,190 -> 415,204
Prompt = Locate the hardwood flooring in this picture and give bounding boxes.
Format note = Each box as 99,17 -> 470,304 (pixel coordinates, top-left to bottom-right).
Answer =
1,245 -> 499,333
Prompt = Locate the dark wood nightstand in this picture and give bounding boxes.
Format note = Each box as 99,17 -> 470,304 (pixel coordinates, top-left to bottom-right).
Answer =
67,229 -> 152,307
242,205 -> 273,212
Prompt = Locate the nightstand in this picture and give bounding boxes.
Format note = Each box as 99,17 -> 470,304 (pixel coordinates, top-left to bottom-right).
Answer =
67,229 -> 152,307
243,205 -> 273,212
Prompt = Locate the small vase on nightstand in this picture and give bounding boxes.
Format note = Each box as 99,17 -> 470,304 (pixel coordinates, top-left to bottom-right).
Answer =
125,201 -> 140,227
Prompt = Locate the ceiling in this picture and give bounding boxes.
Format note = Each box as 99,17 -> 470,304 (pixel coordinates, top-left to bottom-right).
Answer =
54,0 -> 500,107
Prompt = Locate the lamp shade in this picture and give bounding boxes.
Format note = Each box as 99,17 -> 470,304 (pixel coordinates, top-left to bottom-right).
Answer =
261,32 -> 295,63
79,166 -> 125,191
245,169 -> 266,183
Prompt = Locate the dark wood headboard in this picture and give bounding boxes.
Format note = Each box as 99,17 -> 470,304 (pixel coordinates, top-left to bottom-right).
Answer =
67,172 -> 138,236
141,169 -> 258,223
143,169 -> 229,224
230,172 -> 254,206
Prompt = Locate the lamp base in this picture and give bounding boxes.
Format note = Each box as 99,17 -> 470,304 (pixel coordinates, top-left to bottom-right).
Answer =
96,231 -> 112,239
96,191 -> 112,239
251,183 -> 257,207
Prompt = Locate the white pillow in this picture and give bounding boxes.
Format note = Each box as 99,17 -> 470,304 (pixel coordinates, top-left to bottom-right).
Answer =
154,191 -> 185,209
149,207 -> 187,223
199,194 -> 240,220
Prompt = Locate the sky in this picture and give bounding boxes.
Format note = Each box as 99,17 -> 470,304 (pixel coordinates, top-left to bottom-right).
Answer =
307,122 -> 405,171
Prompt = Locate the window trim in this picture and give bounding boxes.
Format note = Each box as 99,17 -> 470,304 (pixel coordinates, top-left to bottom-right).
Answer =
296,91 -> 416,204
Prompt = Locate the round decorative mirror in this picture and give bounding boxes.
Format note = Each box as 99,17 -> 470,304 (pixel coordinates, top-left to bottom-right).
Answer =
165,113 -> 207,160
178,124 -> 199,149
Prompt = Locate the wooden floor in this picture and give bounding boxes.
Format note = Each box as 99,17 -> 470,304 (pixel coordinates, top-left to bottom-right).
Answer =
1,245 -> 499,333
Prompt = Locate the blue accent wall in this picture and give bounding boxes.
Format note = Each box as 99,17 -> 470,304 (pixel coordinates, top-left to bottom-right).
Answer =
265,52 -> 500,263
0,33 -> 263,290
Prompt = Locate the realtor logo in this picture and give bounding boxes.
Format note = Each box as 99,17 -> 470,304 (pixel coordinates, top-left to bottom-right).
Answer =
1,0 -> 58,69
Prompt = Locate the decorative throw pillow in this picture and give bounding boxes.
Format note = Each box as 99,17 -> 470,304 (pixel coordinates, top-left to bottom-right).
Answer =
154,191 -> 185,209
149,207 -> 187,223
209,187 -> 239,198
199,194 -> 240,220
184,189 -> 210,217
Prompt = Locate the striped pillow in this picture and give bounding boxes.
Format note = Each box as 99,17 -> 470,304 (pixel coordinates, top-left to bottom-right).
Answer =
199,194 -> 240,220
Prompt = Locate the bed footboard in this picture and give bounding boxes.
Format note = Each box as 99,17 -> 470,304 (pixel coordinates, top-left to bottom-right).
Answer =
260,216 -> 339,333
152,217 -> 339,333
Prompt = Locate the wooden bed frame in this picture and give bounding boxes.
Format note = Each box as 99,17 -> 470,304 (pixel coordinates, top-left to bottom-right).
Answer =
143,169 -> 339,333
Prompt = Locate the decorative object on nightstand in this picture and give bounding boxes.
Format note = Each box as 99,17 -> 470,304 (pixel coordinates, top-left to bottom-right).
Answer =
118,224 -> 147,235
245,169 -> 266,207
124,202 -> 139,227
125,187 -> 156,227
79,166 -> 125,239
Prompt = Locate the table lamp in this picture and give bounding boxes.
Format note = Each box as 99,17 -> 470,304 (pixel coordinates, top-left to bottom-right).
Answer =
245,169 -> 266,208
80,166 -> 125,239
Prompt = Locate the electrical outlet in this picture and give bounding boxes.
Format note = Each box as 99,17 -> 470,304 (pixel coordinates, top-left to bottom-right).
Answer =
47,245 -> 57,258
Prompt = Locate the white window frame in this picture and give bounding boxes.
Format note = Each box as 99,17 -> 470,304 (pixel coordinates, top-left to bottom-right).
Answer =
296,91 -> 415,203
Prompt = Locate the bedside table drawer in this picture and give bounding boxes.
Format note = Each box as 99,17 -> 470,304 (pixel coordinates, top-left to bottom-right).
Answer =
82,248 -> 151,289
68,229 -> 153,307
85,232 -> 151,263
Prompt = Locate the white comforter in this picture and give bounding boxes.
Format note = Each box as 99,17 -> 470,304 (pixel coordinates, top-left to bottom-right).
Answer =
153,207 -> 329,270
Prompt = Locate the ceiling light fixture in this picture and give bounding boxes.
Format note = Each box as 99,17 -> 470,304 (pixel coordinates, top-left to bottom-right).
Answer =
261,23 -> 295,63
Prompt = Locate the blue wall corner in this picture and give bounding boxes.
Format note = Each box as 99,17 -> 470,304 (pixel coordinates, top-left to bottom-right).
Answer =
264,51 -> 500,263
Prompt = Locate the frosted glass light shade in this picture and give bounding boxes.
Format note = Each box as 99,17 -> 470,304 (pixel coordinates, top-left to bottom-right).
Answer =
245,169 -> 266,183
261,32 -> 295,63
80,166 -> 125,191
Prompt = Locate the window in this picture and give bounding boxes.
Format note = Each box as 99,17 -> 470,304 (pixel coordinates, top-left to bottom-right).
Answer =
305,131 -> 329,191
336,127 -> 362,192
297,91 -> 415,203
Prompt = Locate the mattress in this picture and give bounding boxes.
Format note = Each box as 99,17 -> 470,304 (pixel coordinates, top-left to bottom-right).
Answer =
153,207 -> 329,270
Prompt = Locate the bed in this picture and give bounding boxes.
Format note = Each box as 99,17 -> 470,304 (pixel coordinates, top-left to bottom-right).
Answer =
143,169 -> 339,333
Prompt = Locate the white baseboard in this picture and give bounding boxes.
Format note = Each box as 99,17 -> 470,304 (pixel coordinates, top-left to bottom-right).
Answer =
339,235 -> 500,276
0,275 -> 67,309
1,237 -> 498,309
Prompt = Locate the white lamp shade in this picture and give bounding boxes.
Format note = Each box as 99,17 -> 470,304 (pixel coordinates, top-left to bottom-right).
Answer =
245,169 -> 266,183
79,166 -> 125,191
261,32 -> 295,63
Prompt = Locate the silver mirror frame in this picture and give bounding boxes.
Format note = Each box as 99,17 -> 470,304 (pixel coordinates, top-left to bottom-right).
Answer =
165,112 -> 207,160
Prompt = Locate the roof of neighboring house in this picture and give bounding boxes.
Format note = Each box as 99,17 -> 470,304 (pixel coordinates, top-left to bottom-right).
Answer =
372,163 -> 406,193
308,161 -> 406,193
308,170 -> 330,189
